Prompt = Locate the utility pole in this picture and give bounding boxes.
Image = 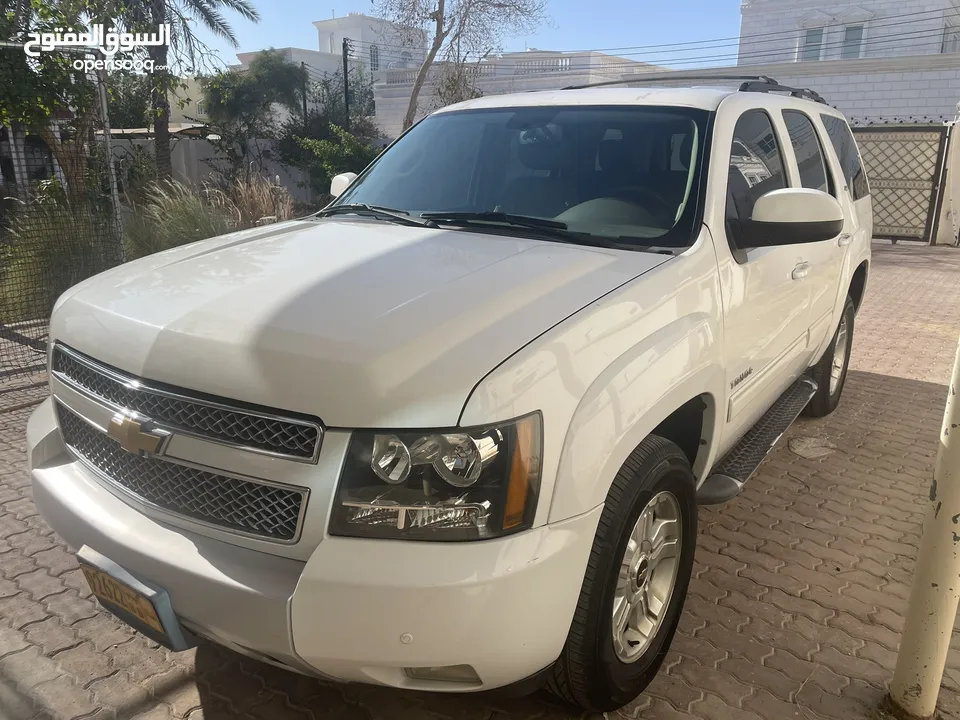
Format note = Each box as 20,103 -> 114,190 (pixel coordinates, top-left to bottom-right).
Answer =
890,336 -> 960,718
342,38 -> 351,132
301,62 -> 308,132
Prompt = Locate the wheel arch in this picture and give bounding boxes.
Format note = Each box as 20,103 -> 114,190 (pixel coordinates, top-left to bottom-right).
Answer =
547,315 -> 725,524
849,260 -> 868,312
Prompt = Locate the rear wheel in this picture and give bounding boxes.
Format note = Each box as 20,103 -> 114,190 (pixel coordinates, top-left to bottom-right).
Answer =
804,294 -> 855,418
547,435 -> 697,712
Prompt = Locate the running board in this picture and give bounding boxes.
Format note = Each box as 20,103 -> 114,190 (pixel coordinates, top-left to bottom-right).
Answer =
697,377 -> 818,505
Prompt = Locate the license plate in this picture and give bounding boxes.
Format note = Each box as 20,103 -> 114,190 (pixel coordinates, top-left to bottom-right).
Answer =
75,546 -> 192,651
80,564 -> 165,634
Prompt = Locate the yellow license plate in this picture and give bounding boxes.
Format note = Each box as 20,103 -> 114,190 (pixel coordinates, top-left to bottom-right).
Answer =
80,564 -> 165,634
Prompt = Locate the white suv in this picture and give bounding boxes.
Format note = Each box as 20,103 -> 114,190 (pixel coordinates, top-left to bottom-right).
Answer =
28,76 -> 871,712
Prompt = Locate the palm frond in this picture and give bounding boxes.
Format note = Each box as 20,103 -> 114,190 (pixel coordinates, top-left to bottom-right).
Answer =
204,0 -> 259,23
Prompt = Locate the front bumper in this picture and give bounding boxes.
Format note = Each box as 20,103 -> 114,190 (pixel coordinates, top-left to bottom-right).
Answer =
28,397 -> 601,691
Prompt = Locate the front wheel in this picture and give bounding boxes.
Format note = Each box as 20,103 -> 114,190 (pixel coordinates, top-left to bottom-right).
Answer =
547,435 -> 697,712
804,294 -> 855,418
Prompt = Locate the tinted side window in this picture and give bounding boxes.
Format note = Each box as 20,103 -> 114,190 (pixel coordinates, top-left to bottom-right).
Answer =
726,111 -> 787,243
820,115 -> 869,200
783,111 -> 830,194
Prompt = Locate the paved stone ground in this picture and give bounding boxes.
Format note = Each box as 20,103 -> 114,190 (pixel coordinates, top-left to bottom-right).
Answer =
2,242 -> 960,720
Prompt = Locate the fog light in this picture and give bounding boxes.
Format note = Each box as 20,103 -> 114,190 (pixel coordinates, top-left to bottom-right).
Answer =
404,664 -> 481,685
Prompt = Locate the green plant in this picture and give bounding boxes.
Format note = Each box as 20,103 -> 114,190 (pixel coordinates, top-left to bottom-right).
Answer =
294,124 -> 379,196
118,145 -> 159,203
124,180 -> 233,259
202,50 -> 308,183
123,177 -> 294,259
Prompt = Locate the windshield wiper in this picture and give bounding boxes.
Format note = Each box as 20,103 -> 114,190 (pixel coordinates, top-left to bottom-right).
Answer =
422,211 -> 635,250
318,204 -> 439,228
422,211 -> 568,230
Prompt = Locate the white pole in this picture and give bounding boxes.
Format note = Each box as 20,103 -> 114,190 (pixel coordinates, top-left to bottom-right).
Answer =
890,336 -> 960,718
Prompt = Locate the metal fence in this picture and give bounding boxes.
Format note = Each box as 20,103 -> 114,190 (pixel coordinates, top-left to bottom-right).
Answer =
852,125 -> 949,244
1,56 -> 124,412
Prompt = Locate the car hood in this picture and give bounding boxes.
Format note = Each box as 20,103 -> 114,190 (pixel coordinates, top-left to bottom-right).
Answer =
50,218 -> 671,427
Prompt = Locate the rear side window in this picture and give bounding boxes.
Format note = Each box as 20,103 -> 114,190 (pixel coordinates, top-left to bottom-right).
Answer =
727,111 -> 787,221
820,115 -> 869,200
782,111 -> 830,194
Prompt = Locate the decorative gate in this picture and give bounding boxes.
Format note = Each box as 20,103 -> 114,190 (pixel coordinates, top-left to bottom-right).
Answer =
852,126 -> 948,243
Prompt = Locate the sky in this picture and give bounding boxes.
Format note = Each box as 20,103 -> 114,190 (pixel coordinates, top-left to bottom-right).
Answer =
189,0 -> 743,71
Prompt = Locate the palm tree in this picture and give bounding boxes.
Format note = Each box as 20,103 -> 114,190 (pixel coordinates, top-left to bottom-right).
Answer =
129,0 -> 260,177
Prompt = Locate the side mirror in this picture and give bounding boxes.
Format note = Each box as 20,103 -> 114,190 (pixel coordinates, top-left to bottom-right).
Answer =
330,172 -> 358,198
741,188 -> 844,248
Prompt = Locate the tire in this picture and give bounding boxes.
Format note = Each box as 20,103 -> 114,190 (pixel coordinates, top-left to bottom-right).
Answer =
804,294 -> 855,418
547,435 -> 697,712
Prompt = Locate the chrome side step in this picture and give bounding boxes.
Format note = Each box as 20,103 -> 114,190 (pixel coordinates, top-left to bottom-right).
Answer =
697,377 -> 818,505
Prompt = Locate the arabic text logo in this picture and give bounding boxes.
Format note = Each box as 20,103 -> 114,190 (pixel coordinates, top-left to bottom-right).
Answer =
23,23 -> 170,59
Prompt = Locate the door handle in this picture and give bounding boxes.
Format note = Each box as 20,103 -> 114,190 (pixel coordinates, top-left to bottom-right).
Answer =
792,262 -> 810,280
838,233 -> 853,246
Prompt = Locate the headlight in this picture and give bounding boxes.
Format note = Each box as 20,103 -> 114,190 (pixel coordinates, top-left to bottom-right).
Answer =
329,413 -> 542,541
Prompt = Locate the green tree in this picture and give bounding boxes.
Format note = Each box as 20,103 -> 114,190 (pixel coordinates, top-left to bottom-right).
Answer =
107,71 -> 152,129
310,64 -> 375,128
274,64 -> 381,196
0,0 -> 100,198
119,0 -> 260,178
202,49 -> 307,182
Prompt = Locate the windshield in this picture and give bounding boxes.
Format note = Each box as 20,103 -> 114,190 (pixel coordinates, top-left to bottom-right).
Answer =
333,105 -> 710,248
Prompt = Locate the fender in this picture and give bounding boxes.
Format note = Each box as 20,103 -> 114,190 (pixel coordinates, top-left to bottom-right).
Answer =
548,314 -> 724,523
460,230 -> 726,527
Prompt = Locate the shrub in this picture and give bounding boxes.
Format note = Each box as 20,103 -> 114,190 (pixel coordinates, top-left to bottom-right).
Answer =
222,176 -> 294,228
123,180 -> 233,259
124,177 -> 295,259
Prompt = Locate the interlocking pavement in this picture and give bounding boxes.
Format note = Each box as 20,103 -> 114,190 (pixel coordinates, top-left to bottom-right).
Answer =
2,242 -> 960,720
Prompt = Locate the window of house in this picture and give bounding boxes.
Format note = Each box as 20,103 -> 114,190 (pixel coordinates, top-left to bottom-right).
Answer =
370,45 -> 380,71
943,26 -> 960,54
820,114 -> 870,200
800,27 -> 824,61
841,24 -> 865,59
401,51 -> 412,67
196,101 -> 206,117
782,110 -> 830,194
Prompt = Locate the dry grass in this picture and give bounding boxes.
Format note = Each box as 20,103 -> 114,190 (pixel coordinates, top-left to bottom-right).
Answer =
123,177 -> 294,259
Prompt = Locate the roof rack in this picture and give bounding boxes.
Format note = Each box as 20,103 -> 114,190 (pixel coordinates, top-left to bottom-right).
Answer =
561,74 -> 827,104
738,77 -> 827,104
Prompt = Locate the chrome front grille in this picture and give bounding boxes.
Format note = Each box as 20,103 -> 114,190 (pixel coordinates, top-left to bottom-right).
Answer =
57,403 -> 306,541
52,344 -> 322,461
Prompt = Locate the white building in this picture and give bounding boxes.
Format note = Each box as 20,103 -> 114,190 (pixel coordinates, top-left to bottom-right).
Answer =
230,13 -> 426,126
730,0 -> 960,123
373,50 -> 668,138
235,13 -> 425,76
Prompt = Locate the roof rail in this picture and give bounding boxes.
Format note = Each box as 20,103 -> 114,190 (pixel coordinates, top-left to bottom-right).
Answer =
561,73 -> 827,104
738,77 -> 827,104
561,74 -> 773,91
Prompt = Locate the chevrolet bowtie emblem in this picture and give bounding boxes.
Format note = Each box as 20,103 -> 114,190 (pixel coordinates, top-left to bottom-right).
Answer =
107,413 -> 169,456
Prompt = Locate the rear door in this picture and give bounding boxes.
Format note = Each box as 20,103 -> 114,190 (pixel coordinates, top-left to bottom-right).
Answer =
820,113 -> 872,295
780,109 -> 846,351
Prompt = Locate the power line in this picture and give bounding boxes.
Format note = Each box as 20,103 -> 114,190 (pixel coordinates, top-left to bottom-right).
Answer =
345,5 -> 958,61
354,26 -> 956,73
